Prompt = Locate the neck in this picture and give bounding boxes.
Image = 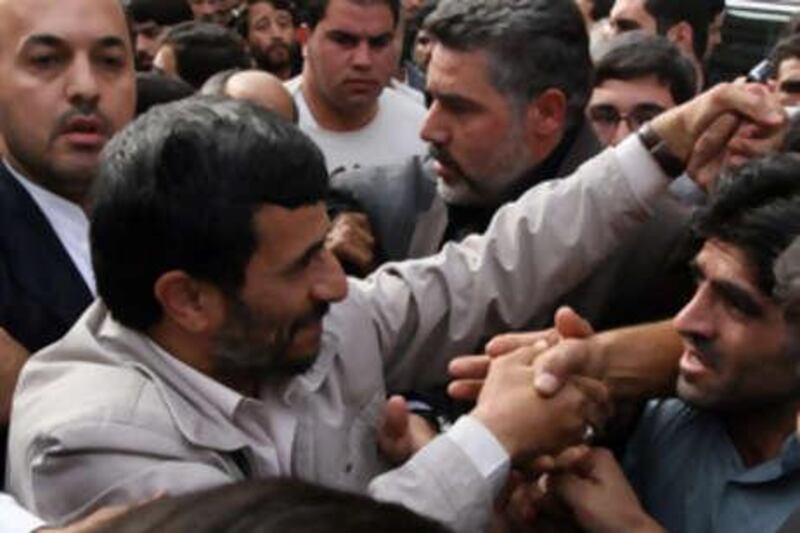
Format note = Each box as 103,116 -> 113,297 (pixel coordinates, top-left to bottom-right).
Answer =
4,156 -> 92,212
300,70 -> 379,131
723,399 -> 800,468
148,321 -> 258,397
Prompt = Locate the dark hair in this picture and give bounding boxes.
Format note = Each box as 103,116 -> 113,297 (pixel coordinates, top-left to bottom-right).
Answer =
162,21 -> 252,88
127,0 -> 193,25
91,96 -> 329,330
94,479 -> 452,533
694,155 -> 800,295
591,0 -> 613,21
643,0 -> 714,60
237,0 -> 298,38
305,0 -> 400,30
595,34 -> 697,105
771,34 -> 800,74
425,0 -> 591,127
135,72 -> 196,116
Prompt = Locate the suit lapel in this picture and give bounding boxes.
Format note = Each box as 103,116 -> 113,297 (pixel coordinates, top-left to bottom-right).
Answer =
0,164 -> 92,328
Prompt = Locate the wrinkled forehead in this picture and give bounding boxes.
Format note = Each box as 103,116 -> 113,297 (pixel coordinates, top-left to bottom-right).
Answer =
0,0 -> 130,52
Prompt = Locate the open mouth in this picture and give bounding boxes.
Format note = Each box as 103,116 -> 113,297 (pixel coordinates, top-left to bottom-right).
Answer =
60,117 -> 107,148
679,343 -> 717,379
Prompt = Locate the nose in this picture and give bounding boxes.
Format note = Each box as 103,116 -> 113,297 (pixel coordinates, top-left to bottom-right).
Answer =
351,40 -> 373,70
610,120 -> 632,147
419,100 -> 449,145
65,55 -> 100,107
673,283 -> 716,342
312,249 -> 348,304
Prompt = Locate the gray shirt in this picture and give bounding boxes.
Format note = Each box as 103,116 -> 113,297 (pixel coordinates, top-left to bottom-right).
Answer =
624,399 -> 800,533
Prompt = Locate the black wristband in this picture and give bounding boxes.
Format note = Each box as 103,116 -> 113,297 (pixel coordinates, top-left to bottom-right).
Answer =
637,122 -> 686,178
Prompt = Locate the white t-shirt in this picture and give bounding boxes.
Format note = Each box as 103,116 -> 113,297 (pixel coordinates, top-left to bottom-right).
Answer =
0,493 -> 43,533
286,78 -> 428,174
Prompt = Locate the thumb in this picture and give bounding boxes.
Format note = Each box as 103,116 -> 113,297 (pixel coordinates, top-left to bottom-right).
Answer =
381,395 -> 409,440
554,306 -> 594,339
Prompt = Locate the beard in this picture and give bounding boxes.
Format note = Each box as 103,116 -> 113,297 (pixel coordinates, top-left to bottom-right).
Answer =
252,42 -> 294,75
212,296 -> 327,381
430,131 -> 535,208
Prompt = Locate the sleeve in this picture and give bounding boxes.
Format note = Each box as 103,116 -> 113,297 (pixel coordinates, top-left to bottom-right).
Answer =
0,493 -> 44,533
368,418 -> 503,533
351,135 -> 671,392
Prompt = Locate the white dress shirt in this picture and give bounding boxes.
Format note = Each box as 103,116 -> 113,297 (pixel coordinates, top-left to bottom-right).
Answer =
0,493 -> 43,533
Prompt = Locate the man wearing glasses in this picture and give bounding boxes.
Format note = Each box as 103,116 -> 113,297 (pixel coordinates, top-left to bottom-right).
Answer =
588,34 -> 696,148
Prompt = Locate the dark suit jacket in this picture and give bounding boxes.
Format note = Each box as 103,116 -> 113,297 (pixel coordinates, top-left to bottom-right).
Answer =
0,163 -> 93,485
0,163 -> 92,353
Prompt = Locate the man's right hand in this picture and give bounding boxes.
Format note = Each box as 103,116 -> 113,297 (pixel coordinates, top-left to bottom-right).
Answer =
448,307 -> 597,401
650,82 -> 786,188
469,345 -> 609,461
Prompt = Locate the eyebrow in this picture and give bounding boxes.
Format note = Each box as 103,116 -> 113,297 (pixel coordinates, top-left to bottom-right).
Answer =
326,29 -> 393,43
429,90 -> 484,112
22,33 -> 128,51
711,279 -> 765,318
281,233 -> 328,274
690,260 -> 765,318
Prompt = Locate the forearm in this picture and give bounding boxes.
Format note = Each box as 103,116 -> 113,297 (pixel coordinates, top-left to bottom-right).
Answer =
593,320 -> 681,401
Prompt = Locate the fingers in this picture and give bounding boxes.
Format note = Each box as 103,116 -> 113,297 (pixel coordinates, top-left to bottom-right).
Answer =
553,306 -> 594,339
380,395 -> 409,440
447,379 -> 483,401
707,83 -> 785,127
570,375 -> 611,430
485,328 -> 557,357
448,354 -> 490,380
532,338 -> 597,397
326,212 -> 376,274
652,82 -> 786,162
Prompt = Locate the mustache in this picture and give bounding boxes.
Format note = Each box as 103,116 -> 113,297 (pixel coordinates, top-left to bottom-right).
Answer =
51,105 -> 113,140
428,143 -> 465,176
682,333 -> 720,370
289,302 -> 330,337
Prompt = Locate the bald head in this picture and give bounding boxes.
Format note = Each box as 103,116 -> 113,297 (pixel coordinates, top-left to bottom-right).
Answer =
0,0 -> 135,204
223,70 -> 297,123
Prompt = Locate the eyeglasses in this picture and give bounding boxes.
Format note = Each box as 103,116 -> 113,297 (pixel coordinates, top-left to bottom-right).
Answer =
587,103 -> 667,132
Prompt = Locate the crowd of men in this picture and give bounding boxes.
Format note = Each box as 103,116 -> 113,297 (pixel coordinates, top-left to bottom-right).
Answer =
3,0 -> 800,531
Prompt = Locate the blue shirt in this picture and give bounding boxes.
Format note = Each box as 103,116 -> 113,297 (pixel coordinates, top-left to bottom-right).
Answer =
624,399 -> 800,533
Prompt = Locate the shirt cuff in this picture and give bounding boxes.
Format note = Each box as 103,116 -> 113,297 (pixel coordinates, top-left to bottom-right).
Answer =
614,133 -> 671,210
445,415 -> 510,497
0,493 -> 45,533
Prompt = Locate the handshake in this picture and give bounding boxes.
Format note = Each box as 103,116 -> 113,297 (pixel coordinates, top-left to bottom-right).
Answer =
380,309 -> 678,532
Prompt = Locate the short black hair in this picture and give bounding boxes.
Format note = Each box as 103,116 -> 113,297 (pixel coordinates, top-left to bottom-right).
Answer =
306,0 -> 400,30
591,0 -> 614,21
694,154 -> 800,295
426,0 -> 591,127
126,0 -> 193,25
92,96 -> 329,330
94,479 -> 451,533
595,34 -> 697,105
162,21 -> 252,88
771,34 -> 800,74
135,72 -> 195,116
643,0 -> 715,60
